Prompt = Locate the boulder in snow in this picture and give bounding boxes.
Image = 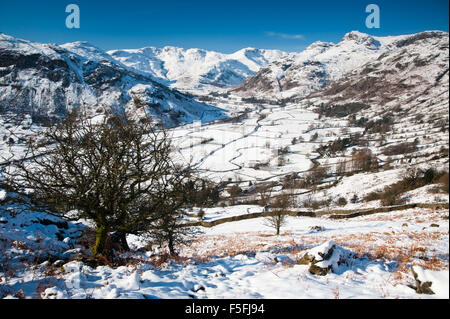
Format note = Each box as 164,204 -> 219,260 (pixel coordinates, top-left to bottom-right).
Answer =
411,266 -> 435,295
297,241 -> 353,276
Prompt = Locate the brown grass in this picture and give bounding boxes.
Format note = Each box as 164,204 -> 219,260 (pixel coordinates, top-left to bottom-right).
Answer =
34,279 -> 55,299
333,286 -> 340,299
329,230 -> 448,271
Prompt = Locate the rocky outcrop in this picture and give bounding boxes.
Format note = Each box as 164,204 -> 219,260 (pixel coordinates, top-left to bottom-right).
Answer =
231,31 -> 449,102
411,267 -> 435,295
297,241 -> 354,276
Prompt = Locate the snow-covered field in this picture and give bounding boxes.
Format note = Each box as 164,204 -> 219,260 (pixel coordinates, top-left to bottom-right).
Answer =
1,200 -> 448,299
0,30 -> 449,300
169,104 -> 339,184
1,97 -> 448,299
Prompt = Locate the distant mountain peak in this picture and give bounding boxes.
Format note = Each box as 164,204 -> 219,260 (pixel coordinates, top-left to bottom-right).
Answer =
0,33 -> 227,126
108,45 -> 289,90
342,30 -> 372,41
340,31 -> 381,50
232,30 -> 449,99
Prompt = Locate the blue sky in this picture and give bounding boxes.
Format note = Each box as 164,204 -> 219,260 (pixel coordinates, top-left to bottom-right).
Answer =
0,0 -> 448,53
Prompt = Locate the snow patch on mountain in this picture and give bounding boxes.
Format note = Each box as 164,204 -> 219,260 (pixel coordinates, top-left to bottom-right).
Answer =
0,34 -> 227,126
232,30 -> 449,99
108,46 -> 290,90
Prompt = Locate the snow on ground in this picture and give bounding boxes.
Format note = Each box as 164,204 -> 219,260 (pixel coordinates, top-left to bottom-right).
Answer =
1,193 -> 448,299
187,205 -> 263,223
167,104 -> 328,183
1,80 -> 448,300
1,30 -> 449,300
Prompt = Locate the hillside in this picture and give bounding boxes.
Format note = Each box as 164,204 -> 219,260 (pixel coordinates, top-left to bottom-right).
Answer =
0,30 -> 448,300
231,31 -> 448,100
0,34 -> 226,126
108,46 -> 289,91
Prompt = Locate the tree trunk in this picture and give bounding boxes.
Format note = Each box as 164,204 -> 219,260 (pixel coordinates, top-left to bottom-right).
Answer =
92,225 -> 108,256
111,230 -> 130,251
168,235 -> 176,256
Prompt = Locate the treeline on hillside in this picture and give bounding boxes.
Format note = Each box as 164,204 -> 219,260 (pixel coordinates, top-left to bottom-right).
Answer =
317,103 -> 370,118
364,168 -> 449,206
349,114 -> 394,134
382,140 -> 418,156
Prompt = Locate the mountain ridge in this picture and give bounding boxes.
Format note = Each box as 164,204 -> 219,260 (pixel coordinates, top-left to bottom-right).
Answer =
107,45 -> 290,90
231,30 -> 449,99
0,33 -> 227,126
0,30 -> 447,126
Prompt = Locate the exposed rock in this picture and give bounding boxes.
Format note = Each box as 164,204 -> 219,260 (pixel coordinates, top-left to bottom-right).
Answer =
317,243 -> 335,261
309,264 -> 329,276
309,225 -> 325,232
411,267 -> 435,295
298,241 -> 346,276
297,253 -> 315,265
193,285 -> 206,293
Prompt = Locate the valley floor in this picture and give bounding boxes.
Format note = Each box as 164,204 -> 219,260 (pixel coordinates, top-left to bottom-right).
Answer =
1,93 -> 448,299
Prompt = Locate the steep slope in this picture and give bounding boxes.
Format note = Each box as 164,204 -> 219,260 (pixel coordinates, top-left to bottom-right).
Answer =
231,31 -> 448,99
308,30 -> 449,152
0,34 -> 226,126
107,46 -> 289,90
311,30 -> 449,107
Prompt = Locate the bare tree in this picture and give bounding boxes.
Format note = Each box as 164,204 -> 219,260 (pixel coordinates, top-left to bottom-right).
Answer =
264,193 -> 292,236
258,185 -> 272,208
4,110 -> 194,257
336,159 -> 347,176
351,149 -> 378,172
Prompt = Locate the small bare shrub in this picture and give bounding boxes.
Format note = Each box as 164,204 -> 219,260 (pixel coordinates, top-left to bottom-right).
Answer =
336,197 -> 348,207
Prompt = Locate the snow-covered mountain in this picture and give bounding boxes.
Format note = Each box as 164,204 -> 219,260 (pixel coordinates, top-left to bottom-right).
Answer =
231,30 -> 449,99
107,46 -> 289,90
311,31 -> 449,110
1,30 -> 447,126
0,34 -> 226,126
1,30 -> 449,301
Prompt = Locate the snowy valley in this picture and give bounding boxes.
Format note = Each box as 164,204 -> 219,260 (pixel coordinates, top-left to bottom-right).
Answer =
0,30 -> 449,300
